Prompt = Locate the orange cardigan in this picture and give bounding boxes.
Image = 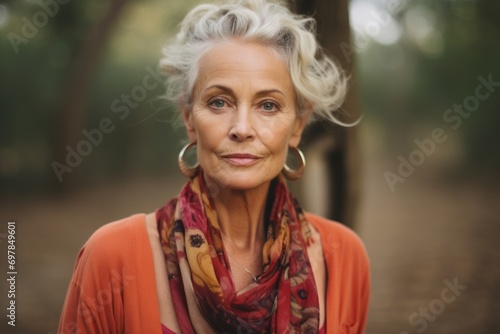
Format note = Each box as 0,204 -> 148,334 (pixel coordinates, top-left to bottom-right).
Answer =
59,213 -> 370,334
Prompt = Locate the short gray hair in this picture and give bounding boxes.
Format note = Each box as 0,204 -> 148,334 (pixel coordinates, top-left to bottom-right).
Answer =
160,0 -> 349,125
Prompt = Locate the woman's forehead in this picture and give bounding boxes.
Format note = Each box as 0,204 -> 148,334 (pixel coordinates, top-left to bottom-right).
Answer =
194,41 -> 294,94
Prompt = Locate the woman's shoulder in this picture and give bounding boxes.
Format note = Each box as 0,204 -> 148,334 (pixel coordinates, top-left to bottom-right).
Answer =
60,214 -> 156,332
306,212 -> 370,331
74,214 -> 148,271
305,212 -> 369,266
82,214 -> 147,252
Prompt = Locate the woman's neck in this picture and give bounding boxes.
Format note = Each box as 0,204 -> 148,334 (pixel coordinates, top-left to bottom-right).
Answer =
210,181 -> 270,252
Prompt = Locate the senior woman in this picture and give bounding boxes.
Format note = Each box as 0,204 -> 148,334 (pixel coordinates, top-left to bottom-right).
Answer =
59,0 -> 369,333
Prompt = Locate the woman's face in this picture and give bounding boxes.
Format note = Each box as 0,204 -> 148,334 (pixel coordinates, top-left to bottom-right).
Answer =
183,41 -> 308,191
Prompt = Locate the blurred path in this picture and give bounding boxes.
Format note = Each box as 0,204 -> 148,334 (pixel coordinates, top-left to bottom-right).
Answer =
359,156 -> 500,334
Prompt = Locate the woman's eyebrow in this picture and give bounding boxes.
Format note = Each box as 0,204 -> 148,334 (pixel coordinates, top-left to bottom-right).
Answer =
203,85 -> 234,95
255,89 -> 286,98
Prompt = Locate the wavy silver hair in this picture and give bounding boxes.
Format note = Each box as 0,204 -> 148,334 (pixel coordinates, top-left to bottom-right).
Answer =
160,0 -> 350,125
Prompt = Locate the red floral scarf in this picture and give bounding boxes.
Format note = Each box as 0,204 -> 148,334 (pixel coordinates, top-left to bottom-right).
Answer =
156,171 -> 320,333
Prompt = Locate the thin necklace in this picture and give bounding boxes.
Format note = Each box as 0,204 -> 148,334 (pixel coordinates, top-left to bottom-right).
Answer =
226,251 -> 261,282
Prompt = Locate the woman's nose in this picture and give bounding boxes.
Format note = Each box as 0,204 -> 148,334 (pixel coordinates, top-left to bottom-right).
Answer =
229,108 -> 255,142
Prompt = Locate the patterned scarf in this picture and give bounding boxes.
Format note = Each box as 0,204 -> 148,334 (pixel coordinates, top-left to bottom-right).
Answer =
156,171 -> 320,333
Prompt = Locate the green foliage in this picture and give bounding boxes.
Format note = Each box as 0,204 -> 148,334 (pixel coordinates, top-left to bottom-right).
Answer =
356,0 -> 500,171
0,0 -> 202,192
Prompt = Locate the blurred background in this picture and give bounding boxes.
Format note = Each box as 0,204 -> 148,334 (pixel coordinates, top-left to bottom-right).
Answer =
1,0 -> 500,333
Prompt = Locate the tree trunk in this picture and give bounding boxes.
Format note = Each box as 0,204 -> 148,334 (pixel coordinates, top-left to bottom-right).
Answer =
292,0 -> 362,227
52,0 -> 129,189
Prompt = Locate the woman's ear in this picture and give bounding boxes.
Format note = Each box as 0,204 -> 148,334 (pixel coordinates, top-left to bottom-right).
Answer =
180,103 -> 197,143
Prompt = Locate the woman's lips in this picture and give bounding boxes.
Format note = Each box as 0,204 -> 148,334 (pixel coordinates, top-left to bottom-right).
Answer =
221,154 -> 261,166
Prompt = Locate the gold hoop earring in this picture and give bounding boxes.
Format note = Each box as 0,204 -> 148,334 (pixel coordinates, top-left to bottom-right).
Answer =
178,142 -> 199,178
282,146 -> 306,180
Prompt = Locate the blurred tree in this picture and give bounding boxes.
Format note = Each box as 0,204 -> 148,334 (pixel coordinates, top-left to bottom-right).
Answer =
53,0 -> 129,190
355,0 -> 500,176
292,0 -> 361,227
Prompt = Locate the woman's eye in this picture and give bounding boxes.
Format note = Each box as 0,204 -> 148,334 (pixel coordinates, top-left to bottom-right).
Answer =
210,99 -> 226,108
261,101 -> 277,112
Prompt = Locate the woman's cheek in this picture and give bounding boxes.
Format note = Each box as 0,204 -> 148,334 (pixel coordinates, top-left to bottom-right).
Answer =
259,121 -> 293,152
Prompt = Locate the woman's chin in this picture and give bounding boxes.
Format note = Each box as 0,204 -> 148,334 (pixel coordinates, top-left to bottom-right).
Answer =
204,169 -> 279,194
